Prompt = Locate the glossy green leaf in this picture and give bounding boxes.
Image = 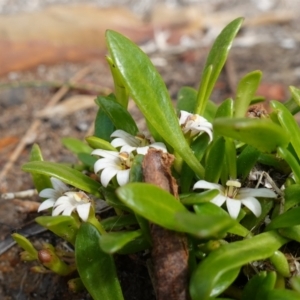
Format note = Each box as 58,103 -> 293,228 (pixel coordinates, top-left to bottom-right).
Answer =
266,207 -> 300,230
258,153 -> 290,174
62,137 -> 93,155
22,161 -> 101,196
269,250 -> 291,277
86,135 -> 117,151
215,98 -> 234,119
114,234 -> 150,254
95,95 -> 138,135
225,137 -> 237,180
94,105 -> 115,141
242,272 -> 267,300
106,56 -> 129,107
189,231 -> 288,300
11,233 -> 38,259
266,289 -> 300,300
195,17 -> 243,115
102,188 -> 133,213
106,30 -> 204,178
177,86 -> 216,121
116,183 -> 187,231
99,230 -> 143,254
129,154 -> 144,183
284,86 -> 300,115
35,216 -> 80,245
237,145 -> 260,180
180,189 -> 219,205
271,100 -> 300,160
134,213 -> 152,245
279,225 -> 300,243
180,134 -> 210,193
77,153 -> 97,168
284,184 -> 300,211
194,202 -> 249,237
175,210 -> 235,239
205,136 -> 226,183
277,146 -> 300,183
252,271 -> 276,299
214,118 -> 289,153
234,71 -> 262,118
29,144 -> 52,192
290,276 -> 300,293
101,214 -> 137,231
76,223 -> 124,300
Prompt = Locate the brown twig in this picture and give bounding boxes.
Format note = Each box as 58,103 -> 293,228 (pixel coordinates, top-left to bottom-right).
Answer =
0,67 -> 91,184
142,149 -> 189,300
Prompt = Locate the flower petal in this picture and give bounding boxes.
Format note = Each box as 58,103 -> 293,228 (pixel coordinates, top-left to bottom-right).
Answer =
210,194 -> 227,207
193,180 -> 224,192
241,197 -> 262,217
119,144 -> 137,154
52,204 -> 68,216
54,195 -> 72,206
92,149 -> 119,159
226,198 -> 241,219
77,203 -> 91,221
116,169 -> 130,186
50,177 -> 69,193
39,188 -> 56,199
100,167 -> 119,187
238,188 -> 276,199
94,158 -> 119,173
61,205 -> 75,216
179,111 -> 191,125
38,199 -> 55,212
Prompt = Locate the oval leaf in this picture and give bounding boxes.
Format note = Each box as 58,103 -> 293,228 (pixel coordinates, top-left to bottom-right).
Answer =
76,223 -> 124,300
214,118 -> 289,153
22,161 -> 101,196
116,183 -> 188,231
106,30 -> 204,178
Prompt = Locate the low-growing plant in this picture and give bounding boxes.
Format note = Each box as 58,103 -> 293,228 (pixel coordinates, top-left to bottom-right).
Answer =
13,17 -> 300,299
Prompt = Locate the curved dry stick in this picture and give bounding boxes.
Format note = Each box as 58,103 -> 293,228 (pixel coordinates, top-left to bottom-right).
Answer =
142,149 -> 189,300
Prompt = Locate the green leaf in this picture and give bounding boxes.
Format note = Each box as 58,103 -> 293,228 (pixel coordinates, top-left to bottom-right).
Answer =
106,56 -> 129,107
175,210 -> 236,239
35,216 -> 80,245
284,184 -> 300,211
180,134 -> 210,193
284,86 -> 300,115
94,105 -> 115,141
271,100 -> 300,160
279,225 -> 300,243
234,71 -> 262,118
177,86 -> 216,121
11,233 -> 38,259
86,136 -> 117,151
99,230 -> 143,254
77,153 -> 97,168
269,250 -> 291,277
101,214 -> 137,231
22,161 -> 101,196
242,272 -> 267,300
195,17 -> 243,115
266,289 -> 300,300
266,207 -> 300,230
76,223 -> 124,300
62,137 -> 93,155
180,189 -> 219,205
237,145 -> 260,180
215,98 -> 234,119
106,30 -> 204,178
189,231 -> 288,300
28,144 -> 52,192
204,136 -> 226,183
129,154 -> 144,183
95,95 -> 138,135
214,118 -> 289,153
277,146 -> 300,183
116,183 -> 187,230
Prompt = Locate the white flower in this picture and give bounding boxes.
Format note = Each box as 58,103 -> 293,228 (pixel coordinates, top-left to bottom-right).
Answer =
193,179 -> 276,219
92,149 -> 133,187
38,177 -> 70,211
38,178 -> 91,221
179,110 -> 213,142
52,191 -> 91,222
110,129 -> 167,155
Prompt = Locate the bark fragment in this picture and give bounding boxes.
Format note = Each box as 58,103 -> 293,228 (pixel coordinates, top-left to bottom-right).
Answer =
142,149 -> 189,300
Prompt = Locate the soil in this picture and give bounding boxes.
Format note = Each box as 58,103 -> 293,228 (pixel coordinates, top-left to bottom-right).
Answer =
1,2 -> 300,299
